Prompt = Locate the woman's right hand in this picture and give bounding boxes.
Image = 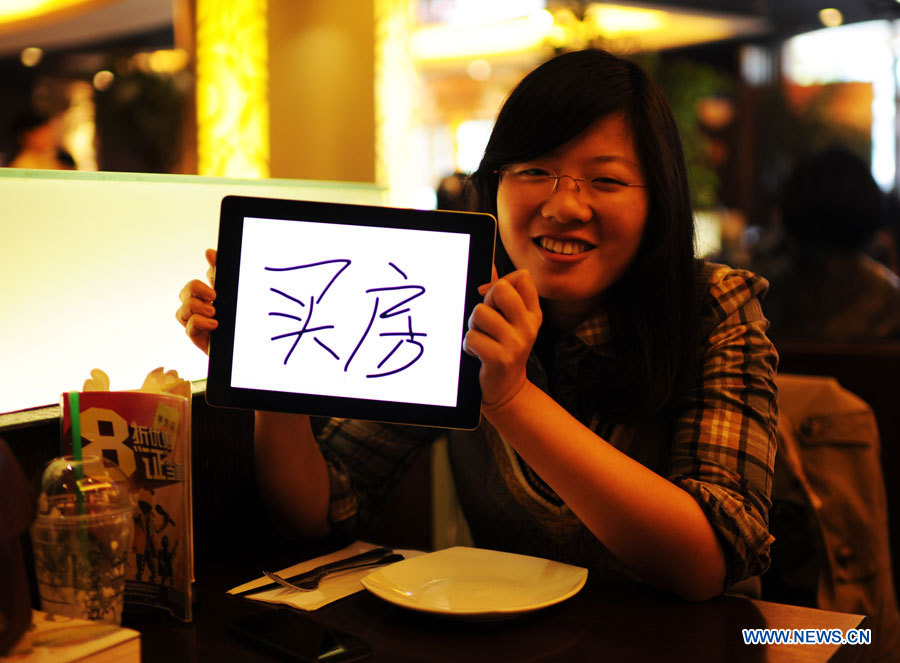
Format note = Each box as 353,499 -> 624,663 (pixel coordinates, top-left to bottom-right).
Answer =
176,249 -> 218,354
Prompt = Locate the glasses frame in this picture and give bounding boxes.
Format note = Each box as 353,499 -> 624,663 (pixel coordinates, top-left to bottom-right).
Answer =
495,167 -> 647,200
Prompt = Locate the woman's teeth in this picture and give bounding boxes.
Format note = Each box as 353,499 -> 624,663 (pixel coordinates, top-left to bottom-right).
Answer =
539,237 -> 592,255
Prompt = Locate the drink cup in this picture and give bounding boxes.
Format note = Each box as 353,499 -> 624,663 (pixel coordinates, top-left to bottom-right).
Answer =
30,455 -> 134,624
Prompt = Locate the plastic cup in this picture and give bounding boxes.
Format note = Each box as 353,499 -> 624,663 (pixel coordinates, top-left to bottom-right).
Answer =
30,455 -> 134,624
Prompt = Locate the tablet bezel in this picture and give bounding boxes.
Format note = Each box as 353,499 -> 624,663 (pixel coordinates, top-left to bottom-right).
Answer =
206,195 -> 496,430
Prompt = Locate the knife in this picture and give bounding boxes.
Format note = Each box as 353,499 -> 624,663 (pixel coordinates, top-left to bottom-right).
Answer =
233,546 -> 393,597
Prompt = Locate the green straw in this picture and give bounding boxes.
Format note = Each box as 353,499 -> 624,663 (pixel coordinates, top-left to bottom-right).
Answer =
68,391 -> 86,516
67,391 -> 91,584
69,391 -> 82,461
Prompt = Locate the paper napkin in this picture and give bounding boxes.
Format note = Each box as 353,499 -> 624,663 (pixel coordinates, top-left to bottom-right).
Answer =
227,540 -> 422,611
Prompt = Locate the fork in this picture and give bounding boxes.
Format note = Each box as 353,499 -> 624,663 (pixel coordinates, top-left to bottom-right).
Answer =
262,553 -> 404,591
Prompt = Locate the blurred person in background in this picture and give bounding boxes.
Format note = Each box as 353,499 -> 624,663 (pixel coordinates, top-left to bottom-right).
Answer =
870,190 -> 900,277
761,146 -> 900,342
5,109 -> 74,170
435,171 -> 468,211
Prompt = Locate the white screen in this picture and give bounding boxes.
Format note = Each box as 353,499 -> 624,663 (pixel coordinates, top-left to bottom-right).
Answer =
230,216 -> 471,407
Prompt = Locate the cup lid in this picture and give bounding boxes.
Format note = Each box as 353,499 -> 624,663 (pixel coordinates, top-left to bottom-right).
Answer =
35,455 -> 134,520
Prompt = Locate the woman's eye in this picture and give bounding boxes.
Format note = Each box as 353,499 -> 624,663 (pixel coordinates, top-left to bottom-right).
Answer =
592,176 -> 628,187
517,167 -> 552,177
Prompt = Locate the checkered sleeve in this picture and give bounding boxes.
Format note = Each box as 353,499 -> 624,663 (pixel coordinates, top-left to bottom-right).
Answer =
669,264 -> 779,586
316,418 -> 436,533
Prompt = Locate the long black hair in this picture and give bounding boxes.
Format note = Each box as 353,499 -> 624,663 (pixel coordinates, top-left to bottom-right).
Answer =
468,48 -> 698,418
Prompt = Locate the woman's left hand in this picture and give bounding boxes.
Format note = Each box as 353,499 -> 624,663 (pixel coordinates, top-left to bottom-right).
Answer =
464,268 -> 542,408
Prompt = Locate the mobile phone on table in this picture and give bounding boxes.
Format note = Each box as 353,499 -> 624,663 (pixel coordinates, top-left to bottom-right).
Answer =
227,608 -> 372,662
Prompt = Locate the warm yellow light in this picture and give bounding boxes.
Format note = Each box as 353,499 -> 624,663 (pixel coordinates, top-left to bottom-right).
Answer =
127,49 -> 188,77
413,10 -> 553,61
65,80 -> 97,169
196,0 -> 269,178
375,0 -> 418,205
819,8 -> 843,28
147,48 -> 190,74
20,46 -> 42,66
585,4 -> 665,36
413,2 -> 768,61
92,69 -> 114,90
0,0 -> 94,24
467,59 -> 492,81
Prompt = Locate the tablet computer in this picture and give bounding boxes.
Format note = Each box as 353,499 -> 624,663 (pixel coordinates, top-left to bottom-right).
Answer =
206,195 -> 496,430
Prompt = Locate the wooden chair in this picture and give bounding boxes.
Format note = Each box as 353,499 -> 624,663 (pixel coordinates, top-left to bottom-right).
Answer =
775,340 -> 900,603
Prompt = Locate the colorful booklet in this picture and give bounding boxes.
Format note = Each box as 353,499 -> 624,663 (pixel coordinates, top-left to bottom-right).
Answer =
60,370 -> 194,622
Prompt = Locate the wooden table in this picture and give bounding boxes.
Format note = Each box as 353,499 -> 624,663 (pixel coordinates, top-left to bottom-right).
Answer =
128,558 -> 869,663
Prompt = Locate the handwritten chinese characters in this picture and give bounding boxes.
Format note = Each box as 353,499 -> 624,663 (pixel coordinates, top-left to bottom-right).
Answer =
230,217 -> 470,407
266,259 -> 428,378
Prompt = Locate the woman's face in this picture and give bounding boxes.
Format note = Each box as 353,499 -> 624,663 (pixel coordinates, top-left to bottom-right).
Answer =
496,113 -> 648,326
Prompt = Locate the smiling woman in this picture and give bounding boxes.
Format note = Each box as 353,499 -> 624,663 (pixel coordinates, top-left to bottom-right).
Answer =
178,48 -> 779,604
468,50 -> 697,415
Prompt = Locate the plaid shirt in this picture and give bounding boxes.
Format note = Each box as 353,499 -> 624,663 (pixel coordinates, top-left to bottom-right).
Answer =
317,262 -> 778,587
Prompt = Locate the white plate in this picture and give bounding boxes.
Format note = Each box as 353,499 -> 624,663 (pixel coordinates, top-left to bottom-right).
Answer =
360,546 -> 588,619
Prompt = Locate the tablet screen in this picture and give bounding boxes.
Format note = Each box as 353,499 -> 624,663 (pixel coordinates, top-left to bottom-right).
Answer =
206,196 -> 496,430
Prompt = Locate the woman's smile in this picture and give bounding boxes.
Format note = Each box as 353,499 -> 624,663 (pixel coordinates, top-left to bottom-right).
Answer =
535,236 -> 596,257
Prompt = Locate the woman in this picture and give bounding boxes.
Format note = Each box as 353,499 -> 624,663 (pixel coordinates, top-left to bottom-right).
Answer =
177,49 -> 777,602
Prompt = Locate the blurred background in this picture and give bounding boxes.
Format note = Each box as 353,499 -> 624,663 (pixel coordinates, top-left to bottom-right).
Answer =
3,1 -> 898,233
3,0 -> 900,411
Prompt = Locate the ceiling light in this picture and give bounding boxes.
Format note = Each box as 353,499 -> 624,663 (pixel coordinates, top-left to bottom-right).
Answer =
585,4 -> 665,36
413,11 -> 553,61
413,3 -> 769,62
0,0 -> 94,25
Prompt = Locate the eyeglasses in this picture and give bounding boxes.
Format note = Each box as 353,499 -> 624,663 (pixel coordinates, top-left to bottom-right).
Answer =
496,166 -> 646,202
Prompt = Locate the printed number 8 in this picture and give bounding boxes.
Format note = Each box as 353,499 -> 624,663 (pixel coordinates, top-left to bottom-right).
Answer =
79,407 -> 136,477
